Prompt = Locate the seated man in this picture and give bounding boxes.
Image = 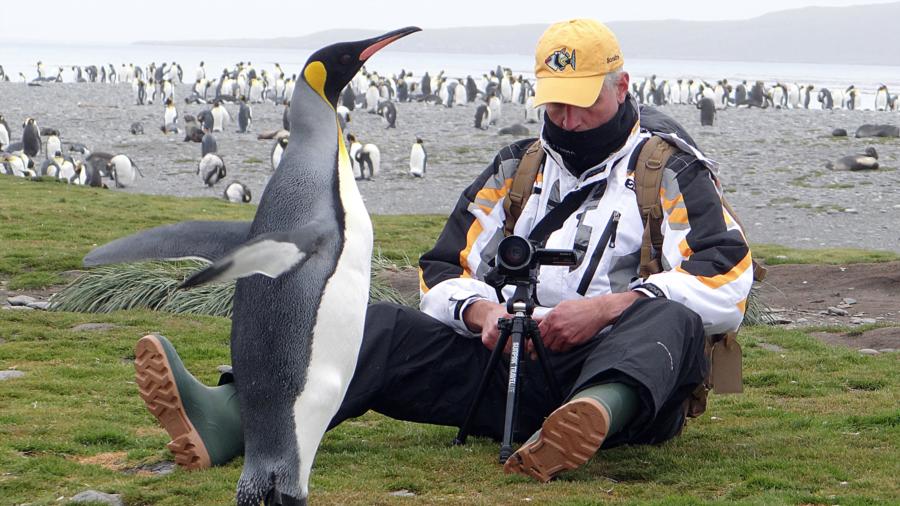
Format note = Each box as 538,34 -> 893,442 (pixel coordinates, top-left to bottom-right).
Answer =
136,18 -> 753,482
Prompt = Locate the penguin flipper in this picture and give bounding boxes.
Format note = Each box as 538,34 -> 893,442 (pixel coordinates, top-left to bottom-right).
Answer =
84,221 -> 252,266
180,221 -> 330,289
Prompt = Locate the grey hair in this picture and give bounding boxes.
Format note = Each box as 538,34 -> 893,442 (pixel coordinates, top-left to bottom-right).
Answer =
602,70 -> 624,91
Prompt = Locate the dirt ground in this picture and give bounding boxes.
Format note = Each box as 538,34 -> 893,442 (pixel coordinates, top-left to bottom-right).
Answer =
756,261 -> 900,350
4,262 -> 899,351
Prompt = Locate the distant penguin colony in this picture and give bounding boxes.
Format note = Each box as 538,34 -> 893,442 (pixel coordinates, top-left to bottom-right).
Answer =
2,42 -> 898,221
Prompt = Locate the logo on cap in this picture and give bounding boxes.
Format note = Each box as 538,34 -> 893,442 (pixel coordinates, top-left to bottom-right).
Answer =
545,48 -> 576,72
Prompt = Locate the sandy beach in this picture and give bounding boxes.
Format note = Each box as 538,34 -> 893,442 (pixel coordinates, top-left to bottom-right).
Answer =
1,81 -> 898,253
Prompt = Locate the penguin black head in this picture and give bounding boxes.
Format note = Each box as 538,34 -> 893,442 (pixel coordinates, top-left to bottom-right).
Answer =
300,26 -> 420,108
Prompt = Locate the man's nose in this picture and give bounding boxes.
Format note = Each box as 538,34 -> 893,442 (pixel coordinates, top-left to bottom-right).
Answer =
560,104 -> 580,131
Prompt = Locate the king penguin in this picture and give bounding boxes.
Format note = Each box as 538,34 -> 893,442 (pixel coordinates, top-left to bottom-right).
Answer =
409,137 -> 426,177
0,114 -> 9,150
81,26 -> 421,506
22,118 -> 41,158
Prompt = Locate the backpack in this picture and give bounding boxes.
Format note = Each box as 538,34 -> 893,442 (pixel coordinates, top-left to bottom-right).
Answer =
501,134 -> 767,419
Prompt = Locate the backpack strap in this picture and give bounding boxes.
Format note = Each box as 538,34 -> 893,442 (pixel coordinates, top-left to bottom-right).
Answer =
503,139 -> 544,237
633,136 -> 677,278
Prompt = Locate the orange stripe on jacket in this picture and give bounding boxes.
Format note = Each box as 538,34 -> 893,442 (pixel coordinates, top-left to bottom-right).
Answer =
474,179 -> 513,213
676,252 -> 752,290
458,220 -> 484,279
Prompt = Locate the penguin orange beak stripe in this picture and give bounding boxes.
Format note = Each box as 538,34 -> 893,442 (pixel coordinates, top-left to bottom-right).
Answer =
360,27 -> 421,61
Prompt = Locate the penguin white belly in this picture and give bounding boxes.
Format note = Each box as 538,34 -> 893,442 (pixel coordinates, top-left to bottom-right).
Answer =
291,143 -> 372,497
875,90 -> 887,110
0,126 -> 10,149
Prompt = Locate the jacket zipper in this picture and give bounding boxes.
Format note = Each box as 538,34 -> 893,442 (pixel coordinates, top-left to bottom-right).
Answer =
576,210 -> 620,295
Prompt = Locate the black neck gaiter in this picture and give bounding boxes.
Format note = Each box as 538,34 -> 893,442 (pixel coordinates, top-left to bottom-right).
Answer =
542,98 -> 636,177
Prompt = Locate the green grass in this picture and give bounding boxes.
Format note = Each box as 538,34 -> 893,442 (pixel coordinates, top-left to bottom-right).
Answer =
0,311 -> 896,505
751,244 -> 899,265
0,177 -> 444,289
0,177 -> 898,505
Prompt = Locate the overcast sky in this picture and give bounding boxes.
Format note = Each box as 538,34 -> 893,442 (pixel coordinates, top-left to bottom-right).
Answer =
0,0 -> 894,44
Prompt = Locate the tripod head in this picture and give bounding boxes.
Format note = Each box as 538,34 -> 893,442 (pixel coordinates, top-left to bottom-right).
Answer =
484,236 -> 577,315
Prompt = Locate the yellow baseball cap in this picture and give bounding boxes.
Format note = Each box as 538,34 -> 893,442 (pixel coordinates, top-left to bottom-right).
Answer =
533,19 -> 624,108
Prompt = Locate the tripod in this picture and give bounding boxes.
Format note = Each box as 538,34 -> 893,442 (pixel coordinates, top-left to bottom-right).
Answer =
452,281 -> 564,464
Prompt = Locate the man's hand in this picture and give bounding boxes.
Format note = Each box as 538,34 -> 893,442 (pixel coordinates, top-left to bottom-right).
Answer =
463,299 -> 511,352
537,291 -> 646,353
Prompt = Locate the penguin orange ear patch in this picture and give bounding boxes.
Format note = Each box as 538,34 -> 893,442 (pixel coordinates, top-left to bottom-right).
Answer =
303,61 -> 329,103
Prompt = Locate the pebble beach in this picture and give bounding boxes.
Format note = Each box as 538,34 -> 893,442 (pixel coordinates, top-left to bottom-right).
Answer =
1,81 -> 899,253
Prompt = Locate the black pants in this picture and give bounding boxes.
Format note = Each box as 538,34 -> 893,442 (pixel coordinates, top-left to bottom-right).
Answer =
330,297 -> 707,447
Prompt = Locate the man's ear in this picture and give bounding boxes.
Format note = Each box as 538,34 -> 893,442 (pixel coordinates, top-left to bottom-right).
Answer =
617,72 -> 630,103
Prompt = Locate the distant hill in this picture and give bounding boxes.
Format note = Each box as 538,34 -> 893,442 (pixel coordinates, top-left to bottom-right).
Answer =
137,2 -> 900,66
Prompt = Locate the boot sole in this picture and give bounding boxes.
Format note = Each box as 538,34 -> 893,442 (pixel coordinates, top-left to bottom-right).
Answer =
504,398 -> 609,482
134,334 -> 211,470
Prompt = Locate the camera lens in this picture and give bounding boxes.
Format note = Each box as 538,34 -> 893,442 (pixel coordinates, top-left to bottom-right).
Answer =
497,236 -> 532,271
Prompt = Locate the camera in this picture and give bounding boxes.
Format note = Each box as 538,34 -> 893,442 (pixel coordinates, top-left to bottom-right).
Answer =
494,236 -> 578,281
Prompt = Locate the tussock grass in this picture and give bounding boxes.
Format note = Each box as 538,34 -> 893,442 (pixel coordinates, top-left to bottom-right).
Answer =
50,254 -> 412,316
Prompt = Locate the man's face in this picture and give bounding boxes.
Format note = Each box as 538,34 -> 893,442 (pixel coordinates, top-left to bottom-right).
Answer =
544,72 -> 630,132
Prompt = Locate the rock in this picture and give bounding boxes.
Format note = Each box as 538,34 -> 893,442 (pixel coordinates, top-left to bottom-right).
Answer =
841,298 -> 857,305
26,301 -> 50,310
70,490 -> 124,505
827,307 -> 849,316
831,128 -> 847,137
0,370 -> 25,381
858,348 -> 880,355
389,490 -> 417,497
3,305 -> 33,311
757,343 -> 786,352
71,323 -> 118,332
855,124 -> 900,138
849,317 -> 877,325
217,365 -> 233,375
7,295 -> 37,306
125,461 -> 176,476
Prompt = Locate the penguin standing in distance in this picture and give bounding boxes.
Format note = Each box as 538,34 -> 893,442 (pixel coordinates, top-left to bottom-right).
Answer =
408,137 -> 426,177
355,142 -> 381,180
465,75 -> 478,103
376,101 -> 396,128
365,82 -> 379,113
238,97 -> 252,133
698,97 -> 716,126
84,27 -> 421,506
818,88 -> 834,110
223,181 -> 252,203
487,93 -> 501,125
340,86 -> 356,111
107,154 -> 143,188
202,132 -> 218,157
211,100 -> 230,132
45,134 -> 62,160
801,84 -> 814,109
524,95 -> 541,124
0,115 -> 9,150
163,97 -> 178,133
346,133 -> 363,179
335,105 -> 351,131
474,103 -> 492,130
282,101 -> 291,131
198,153 -> 227,187
22,118 -> 41,158
270,136 -> 289,171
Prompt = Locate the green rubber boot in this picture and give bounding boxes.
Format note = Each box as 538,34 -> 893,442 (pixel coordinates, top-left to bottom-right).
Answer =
134,334 -> 244,469
504,383 -> 638,482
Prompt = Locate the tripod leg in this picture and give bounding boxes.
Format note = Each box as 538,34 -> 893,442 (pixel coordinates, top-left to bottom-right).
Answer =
452,320 -> 512,446
499,317 -> 528,464
528,320 -> 564,405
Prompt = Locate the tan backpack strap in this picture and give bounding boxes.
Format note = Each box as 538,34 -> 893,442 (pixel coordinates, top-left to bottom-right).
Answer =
503,139 -> 544,237
634,136 -> 677,278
